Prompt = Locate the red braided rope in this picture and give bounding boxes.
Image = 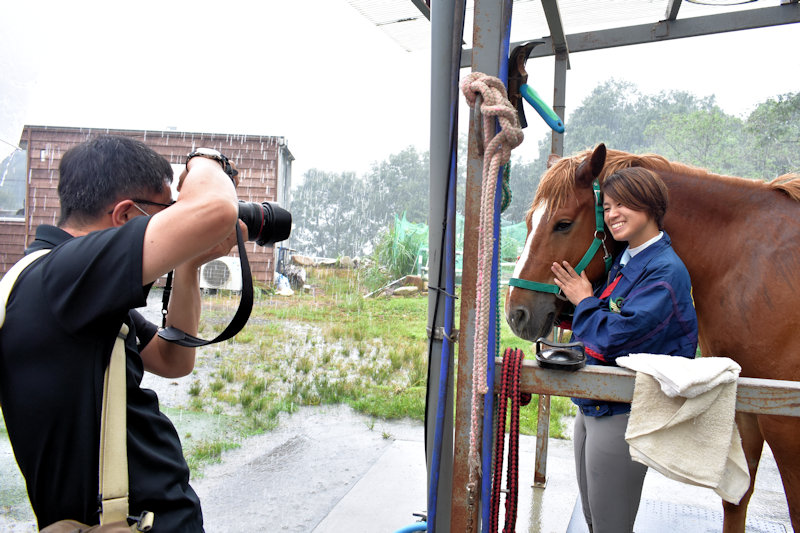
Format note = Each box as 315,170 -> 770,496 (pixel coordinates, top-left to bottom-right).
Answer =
489,348 -> 514,533
489,348 -> 526,533
504,348 -> 524,533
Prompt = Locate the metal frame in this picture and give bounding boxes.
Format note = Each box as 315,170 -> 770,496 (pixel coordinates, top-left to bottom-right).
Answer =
461,3 -> 800,67
505,362 -> 800,418
431,1 -> 800,530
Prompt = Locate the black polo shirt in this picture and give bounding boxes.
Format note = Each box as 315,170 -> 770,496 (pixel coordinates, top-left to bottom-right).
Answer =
0,218 -> 203,531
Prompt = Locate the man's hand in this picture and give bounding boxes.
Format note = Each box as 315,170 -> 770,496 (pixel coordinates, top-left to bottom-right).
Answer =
178,158 -> 239,191
551,261 -> 593,306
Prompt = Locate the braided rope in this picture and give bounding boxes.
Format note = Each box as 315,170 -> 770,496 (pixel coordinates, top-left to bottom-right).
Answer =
460,72 -> 524,504
489,348 -> 514,533
488,348 -> 525,533
504,348 -> 524,533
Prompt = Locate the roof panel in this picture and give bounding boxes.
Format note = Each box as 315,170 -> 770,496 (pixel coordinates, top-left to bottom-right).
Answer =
346,0 -> 790,52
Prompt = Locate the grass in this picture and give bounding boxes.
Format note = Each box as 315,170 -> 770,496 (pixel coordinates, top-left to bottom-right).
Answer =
178,265 -> 575,475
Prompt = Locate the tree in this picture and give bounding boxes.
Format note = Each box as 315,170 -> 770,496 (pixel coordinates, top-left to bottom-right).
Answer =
644,108 -> 749,177
563,79 -> 717,155
290,169 -> 371,257
744,91 -> 800,179
363,146 -> 430,227
502,154 -> 546,224
289,84 -> 798,260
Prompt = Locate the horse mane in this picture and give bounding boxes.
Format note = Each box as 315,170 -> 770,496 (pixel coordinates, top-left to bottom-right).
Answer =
769,173 -> 800,201
530,148 -> 800,220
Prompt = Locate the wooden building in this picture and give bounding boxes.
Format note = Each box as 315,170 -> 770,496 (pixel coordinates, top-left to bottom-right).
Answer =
0,125 -> 293,287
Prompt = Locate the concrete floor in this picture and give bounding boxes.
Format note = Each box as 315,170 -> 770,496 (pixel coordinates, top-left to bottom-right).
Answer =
301,406 -> 791,533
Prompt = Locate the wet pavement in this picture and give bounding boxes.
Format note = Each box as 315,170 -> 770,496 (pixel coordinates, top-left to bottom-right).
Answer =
194,404 -> 792,532
1,402 -> 793,532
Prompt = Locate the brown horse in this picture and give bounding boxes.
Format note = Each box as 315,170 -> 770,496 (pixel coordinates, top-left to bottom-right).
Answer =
505,143 -> 800,532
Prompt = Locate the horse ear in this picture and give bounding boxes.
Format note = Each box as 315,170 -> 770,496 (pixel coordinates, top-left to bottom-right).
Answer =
590,144 -> 607,177
575,143 -> 607,188
547,153 -> 560,168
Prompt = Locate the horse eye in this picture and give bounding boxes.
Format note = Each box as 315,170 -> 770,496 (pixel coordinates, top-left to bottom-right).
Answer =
554,220 -> 572,232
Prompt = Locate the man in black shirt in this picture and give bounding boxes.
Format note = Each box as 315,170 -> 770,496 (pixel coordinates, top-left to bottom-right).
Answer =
0,135 -> 243,531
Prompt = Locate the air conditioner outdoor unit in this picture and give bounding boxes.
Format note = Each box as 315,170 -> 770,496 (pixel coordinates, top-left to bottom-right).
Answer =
199,256 -> 242,292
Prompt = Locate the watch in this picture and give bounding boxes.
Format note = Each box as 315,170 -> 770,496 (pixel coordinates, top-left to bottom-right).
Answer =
185,148 -> 238,180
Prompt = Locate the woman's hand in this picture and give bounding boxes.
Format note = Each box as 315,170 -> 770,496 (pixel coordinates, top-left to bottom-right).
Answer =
551,261 -> 593,306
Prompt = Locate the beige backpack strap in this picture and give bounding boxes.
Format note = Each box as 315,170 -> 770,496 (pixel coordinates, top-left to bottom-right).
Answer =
98,323 -> 130,525
98,324 -> 155,531
0,249 -> 51,328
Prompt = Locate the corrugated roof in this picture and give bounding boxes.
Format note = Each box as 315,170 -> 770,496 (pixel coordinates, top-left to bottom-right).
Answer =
346,0 -> 794,52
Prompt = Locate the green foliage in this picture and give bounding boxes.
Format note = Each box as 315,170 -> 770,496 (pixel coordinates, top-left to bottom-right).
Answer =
563,80 -> 717,156
349,386 -> 426,420
290,147 -> 430,259
644,108 -> 748,176
556,80 -> 799,182
185,439 -> 239,472
364,146 -> 430,226
744,92 -> 800,179
290,169 -> 370,258
372,214 -> 428,279
288,82 -> 799,294
501,155 -> 546,223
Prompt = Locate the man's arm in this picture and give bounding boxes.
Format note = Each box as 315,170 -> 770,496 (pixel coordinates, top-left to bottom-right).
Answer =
139,220 -> 246,377
141,157 -> 239,285
138,155 -> 241,377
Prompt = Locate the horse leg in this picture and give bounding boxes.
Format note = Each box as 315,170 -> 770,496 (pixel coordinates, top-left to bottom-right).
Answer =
722,412 -> 763,533
758,415 -> 800,531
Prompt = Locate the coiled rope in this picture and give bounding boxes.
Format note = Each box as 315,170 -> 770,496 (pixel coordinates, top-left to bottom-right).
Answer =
459,72 -> 524,515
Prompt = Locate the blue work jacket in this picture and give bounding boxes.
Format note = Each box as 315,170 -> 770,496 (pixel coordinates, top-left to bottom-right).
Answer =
571,232 -> 698,416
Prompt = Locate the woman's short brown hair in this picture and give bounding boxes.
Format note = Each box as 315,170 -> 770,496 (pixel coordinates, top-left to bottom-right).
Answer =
602,167 -> 669,229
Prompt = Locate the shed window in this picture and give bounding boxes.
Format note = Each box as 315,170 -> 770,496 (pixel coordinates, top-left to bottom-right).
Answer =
0,150 -> 26,219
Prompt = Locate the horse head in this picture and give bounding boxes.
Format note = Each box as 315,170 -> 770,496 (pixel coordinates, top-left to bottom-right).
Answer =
505,143 -> 621,340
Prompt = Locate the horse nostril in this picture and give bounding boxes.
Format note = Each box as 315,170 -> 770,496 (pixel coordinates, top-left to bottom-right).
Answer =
510,307 -> 529,329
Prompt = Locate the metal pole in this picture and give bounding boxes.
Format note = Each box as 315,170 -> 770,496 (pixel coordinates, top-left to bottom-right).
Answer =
550,50 -> 567,157
451,0 -> 511,530
427,1 -> 466,530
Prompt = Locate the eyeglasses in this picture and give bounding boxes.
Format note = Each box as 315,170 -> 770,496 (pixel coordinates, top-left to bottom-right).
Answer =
107,198 -> 176,216
131,199 -> 176,209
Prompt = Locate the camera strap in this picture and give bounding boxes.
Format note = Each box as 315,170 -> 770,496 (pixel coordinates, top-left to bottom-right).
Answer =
157,223 -> 254,347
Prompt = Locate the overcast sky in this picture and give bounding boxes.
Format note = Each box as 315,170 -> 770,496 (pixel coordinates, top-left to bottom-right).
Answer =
1,1 -> 797,179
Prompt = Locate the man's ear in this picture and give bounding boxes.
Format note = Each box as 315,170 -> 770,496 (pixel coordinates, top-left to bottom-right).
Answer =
108,200 -> 137,227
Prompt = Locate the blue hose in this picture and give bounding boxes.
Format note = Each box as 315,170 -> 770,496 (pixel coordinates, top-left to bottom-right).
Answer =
395,522 -> 428,533
427,145 -> 458,533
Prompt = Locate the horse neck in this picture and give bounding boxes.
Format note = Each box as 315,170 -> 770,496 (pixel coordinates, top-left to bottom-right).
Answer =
658,169 -> 753,271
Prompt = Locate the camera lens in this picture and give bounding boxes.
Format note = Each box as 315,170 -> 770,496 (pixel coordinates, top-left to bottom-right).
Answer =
237,201 -> 292,246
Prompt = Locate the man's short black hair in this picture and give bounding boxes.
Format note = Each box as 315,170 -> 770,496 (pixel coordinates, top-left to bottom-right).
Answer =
57,135 -> 173,226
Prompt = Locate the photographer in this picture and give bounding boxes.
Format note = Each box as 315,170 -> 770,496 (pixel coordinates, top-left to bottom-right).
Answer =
0,135 -> 244,531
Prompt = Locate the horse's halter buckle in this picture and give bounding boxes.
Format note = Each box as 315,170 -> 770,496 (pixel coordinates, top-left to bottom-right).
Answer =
509,179 -> 612,295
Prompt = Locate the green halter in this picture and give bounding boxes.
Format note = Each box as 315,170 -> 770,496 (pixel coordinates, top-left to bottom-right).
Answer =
508,180 -> 612,295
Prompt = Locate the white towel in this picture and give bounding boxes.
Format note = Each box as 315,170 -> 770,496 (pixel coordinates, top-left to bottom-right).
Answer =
617,354 -> 750,504
617,353 -> 740,398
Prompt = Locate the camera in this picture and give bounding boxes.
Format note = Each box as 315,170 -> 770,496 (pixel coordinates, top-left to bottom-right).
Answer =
237,201 -> 292,246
